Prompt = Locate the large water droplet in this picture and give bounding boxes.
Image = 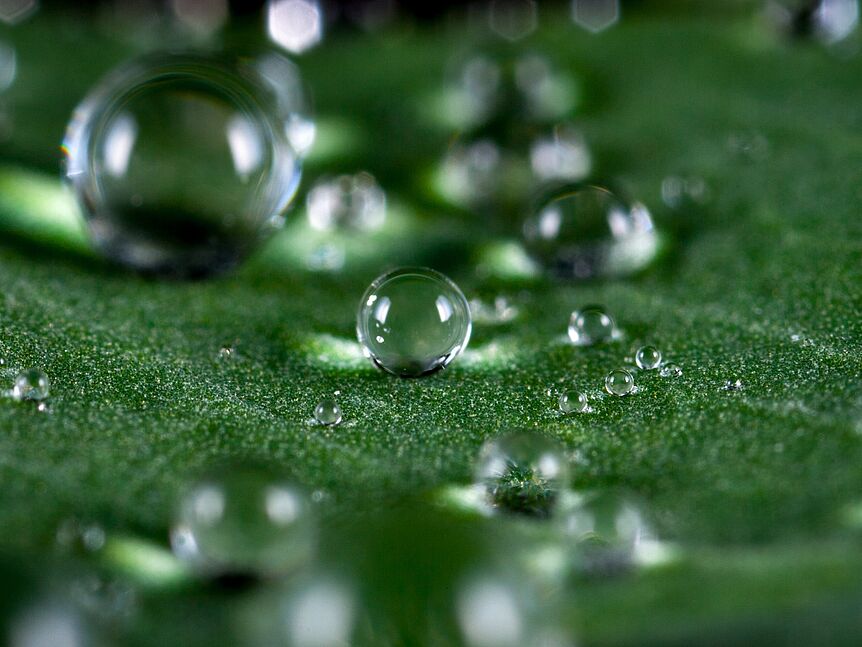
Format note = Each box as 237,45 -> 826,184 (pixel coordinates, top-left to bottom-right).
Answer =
64,53 -> 301,277
568,306 -> 616,346
12,368 -> 49,401
475,432 -> 569,518
523,185 -> 658,280
171,465 -> 315,576
356,267 -> 471,377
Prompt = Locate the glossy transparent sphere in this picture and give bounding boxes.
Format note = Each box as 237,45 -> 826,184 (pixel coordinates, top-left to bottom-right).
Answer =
635,345 -> 662,370
172,466 -> 315,576
523,185 -> 657,280
475,432 -> 569,518
12,368 -> 50,401
558,390 -> 587,414
356,267 -> 471,378
313,398 -> 342,426
64,53 -> 301,277
605,369 -> 634,396
568,305 -> 615,346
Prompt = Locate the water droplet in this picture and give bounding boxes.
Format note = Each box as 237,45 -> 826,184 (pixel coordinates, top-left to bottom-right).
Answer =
568,306 -> 615,346
558,390 -> 588,414
253,51 -> 316,157
64,53 -> 301,278
659,363 -> 682,378
12,368 -> 49,401
660,175 -> 709,210
56,518 -> 107,554
523,185 -> 658,280
469,295 -> 519,325
559,490 -> 657,575
356,267 -> 471,377
439,138 -> 507,206
475,432 -> 569,518
488,0 -> 538,42
267,0 -> 324,54
313,398 -> 342,426
172,465 -> 315,576
634,345 -> 662,370
722,379 -> 744,391
572,0 -> 620,33
443,50 -> 578,131
306,172 -> 386,232
768,0 -> 859,44
604,369 -> 634,396
456,574 -> 527,647
217,345 -> 236,361
529,122 -> 591,183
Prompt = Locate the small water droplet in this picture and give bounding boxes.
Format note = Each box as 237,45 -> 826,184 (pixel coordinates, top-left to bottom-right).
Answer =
172,465 -> 315,576
604,369 -> 634,396
217,345 -> 236,361
356,267 -> 471,377
722,379 -> 744,391
523,185 -> 658,280
568,306 -> 615,346
659,363 -> 682,378
475,432 -> 569,518
12,368 -> 50,401
635,345 -> 662,370
306,172 -> 386,232
313,398 -> 342,426
558,390 -> 588,414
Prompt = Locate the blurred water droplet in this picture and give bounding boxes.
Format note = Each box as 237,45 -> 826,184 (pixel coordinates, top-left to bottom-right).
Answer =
469,296 -> 519,325
604,369 -> 634,396
172,466 -> 315,576
306,243 -> 346,272
559,490 -> 658,575
306,172 -> 386,232
267,0 -> 323,54
659,362 -> 682,378
475,432 -> 569,518
768,0 -> 859,44
523,185 -> 658,280
0,0 -> 38,25
56,518 -> 106,554
529,123 -> 591,183
722,379 -> 744,391
64,53 -> 301,277
488,0 -> 538,42
356,267 -> 471,377
170,0 -> 228,37
12,368 -> 50,401
571,0 -> 620,33
568,306 -> 616,346
661,175 -> 710,210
